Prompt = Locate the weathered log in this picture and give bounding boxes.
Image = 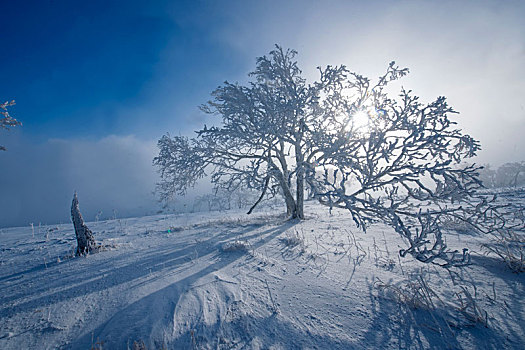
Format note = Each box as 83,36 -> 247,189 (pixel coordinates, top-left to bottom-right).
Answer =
71,192 -> 96,256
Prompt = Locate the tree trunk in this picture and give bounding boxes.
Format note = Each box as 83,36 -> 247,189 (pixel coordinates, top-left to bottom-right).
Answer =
296,172 -> 304,219
281,179 -> 297,218
274,144 -> 296,217
286,195 -> 297,217
294,126 -> 305,220
71,192 -> 96,256
268,159 -> 297,218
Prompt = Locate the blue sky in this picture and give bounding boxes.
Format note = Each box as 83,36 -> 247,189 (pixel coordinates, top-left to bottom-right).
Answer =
1,0 -> 525,227
0,0 -> 246,139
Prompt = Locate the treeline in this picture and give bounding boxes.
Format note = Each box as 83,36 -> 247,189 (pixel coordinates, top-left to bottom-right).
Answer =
191,188 -> 283,213
479,162 -> 525,188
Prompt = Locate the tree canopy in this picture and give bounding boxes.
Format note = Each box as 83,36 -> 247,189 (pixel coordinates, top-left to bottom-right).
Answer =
154,46 -> 522,267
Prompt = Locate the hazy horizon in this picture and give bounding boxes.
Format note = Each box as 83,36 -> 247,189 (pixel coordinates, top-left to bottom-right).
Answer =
1,0 -> 524,227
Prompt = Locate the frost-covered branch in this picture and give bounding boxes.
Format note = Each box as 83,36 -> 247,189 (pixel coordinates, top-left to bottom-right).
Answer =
307,66 -> 521,267
155,46 -> 318,218
1,100 -> 21,151
154,46 -> 524,268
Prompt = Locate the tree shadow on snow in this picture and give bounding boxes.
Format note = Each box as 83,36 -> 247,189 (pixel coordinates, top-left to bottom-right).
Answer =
360,277 -> 512,349
468,254 -> 525,347
168,313 -> 358,350
61,221 -> 296,349
0,220 -> 295,319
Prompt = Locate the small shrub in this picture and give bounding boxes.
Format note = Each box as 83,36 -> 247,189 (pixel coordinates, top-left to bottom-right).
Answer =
221,240 -> 251,252
376,271 -> 489,328
454,286 -> 488,327
377,257 -> 396,271
376,275 -> 439,311
280,231 -> 304,247
483,229 -> 525,273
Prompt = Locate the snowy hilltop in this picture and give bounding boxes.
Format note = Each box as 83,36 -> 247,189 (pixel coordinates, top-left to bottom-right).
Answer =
1,198 -> 524,349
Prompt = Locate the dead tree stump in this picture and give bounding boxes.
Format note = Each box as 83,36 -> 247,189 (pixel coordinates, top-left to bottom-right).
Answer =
71,192 -> 96,256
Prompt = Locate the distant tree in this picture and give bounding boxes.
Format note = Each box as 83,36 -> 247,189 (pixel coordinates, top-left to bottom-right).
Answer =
478,162 -> 525,188
495,162 -> 525,188
155,46 -> 522,267
0,100 -> 21,151
192,187 -> 275,213
193,193 -> 231,212
478,164 -> 497,188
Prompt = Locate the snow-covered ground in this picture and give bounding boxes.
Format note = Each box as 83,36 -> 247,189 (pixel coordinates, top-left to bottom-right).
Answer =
1,200 -> 524,349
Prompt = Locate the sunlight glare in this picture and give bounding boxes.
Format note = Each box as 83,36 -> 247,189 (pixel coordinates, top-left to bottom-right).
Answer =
352,110 -> 370,130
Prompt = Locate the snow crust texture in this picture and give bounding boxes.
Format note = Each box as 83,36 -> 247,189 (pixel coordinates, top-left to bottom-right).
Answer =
0,202 -> 524,349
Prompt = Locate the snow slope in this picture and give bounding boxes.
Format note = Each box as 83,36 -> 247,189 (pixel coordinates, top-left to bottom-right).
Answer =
0,201 -> 524,349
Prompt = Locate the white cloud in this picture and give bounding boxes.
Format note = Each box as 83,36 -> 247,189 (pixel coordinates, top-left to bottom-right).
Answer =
0,134 -> 162,227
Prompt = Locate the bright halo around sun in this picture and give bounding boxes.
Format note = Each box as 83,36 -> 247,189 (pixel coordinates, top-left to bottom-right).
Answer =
352,110 -> 370,130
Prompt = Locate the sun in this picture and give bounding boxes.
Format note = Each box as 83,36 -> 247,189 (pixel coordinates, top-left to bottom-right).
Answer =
352,110 -> 370,130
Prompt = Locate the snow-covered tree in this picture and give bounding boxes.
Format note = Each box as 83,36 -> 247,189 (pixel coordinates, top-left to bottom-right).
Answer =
308,64 -> 525,267
155,46 -> 523,267
495,162 -> 525,188
307,64 -> 483,266
155,47 -> 318,219
478,162 -> 525,188
1,100 -> 21,151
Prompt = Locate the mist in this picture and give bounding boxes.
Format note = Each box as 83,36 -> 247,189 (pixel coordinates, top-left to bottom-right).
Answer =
1,0 -> 524,227
0,134 -> 162,227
